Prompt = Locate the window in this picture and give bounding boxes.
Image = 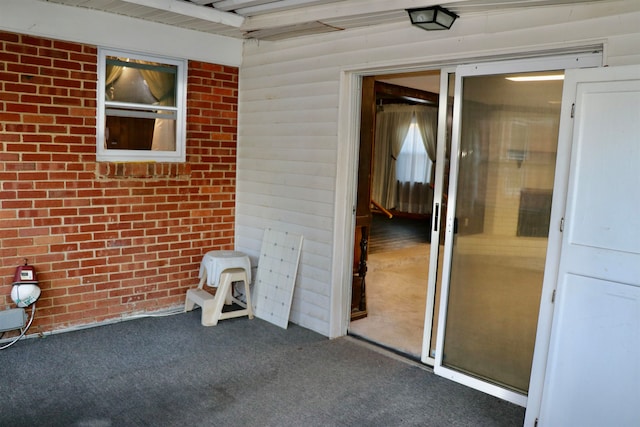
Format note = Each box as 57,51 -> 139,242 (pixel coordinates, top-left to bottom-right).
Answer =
396,118 -> 432,184
97,48 -> 186,162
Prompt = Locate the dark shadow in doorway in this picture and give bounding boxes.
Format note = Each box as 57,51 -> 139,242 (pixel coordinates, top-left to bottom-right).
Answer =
369,213 -> 431,254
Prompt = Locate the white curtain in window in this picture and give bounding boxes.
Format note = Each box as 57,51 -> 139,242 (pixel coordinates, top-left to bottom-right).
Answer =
396,113 -> 436,214
138,66 -> 176,151
105,64 -> 123,93
104,64 -> 123,149
371,104 -> 415,210
416,107 -> 438,182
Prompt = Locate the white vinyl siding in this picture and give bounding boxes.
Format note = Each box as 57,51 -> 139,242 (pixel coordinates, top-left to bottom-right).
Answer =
236,1 -> 640,337
235,67 -> 339,334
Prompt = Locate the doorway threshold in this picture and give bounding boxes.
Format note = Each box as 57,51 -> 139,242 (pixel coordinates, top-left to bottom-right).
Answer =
347,331 -> 429,368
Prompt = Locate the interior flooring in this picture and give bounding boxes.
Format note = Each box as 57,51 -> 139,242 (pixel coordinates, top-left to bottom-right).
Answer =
349,215 -> 431,358
349,243 -> 430,358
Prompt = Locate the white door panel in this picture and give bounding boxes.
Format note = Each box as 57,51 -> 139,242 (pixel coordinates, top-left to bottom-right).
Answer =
540,274 -> 640,426
536,66 -> 640,426
567,84 -> 640,256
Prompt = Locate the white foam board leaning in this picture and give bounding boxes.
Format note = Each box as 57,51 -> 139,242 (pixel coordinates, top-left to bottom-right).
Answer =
251,228 -> 303,329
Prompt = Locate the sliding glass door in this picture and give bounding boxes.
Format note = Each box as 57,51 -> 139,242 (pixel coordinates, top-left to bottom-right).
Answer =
433,54 -> 600,405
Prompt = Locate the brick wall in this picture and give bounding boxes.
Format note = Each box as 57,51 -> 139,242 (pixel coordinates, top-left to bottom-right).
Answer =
0,30 -> 238,333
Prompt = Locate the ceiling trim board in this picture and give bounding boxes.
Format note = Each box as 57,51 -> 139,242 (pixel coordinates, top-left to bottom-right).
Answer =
121,0 -> 245,27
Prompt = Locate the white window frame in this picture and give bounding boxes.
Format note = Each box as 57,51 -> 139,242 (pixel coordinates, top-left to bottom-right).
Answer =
96,48 -> 187,163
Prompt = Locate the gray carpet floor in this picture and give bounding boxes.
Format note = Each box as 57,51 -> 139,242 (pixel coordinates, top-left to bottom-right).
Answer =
0,310 -> 524,426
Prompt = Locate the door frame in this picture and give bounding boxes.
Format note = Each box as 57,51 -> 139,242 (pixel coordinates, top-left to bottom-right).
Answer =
421,67 -> 456,365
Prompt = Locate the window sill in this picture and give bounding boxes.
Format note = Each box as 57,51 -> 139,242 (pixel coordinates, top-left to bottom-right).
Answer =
96,162 -> 191,179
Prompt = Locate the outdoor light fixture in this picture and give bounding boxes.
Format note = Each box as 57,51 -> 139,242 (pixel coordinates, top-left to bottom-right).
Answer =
407,5 -> 458,31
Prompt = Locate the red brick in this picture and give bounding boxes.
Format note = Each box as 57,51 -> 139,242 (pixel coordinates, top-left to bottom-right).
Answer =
22,54 -> 51,67
64,233 -> 93,243
0,32 -> 238,334
18,227 -> 49,237
6,62 -> 39,76
33,218 -> 61,227
122,294 -> 145,304
39,86 -> 68,97
53,59 -> 82,72
40,105 -> 70,115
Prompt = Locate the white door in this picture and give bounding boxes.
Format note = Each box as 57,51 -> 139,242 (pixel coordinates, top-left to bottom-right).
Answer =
533,65 -> 640,426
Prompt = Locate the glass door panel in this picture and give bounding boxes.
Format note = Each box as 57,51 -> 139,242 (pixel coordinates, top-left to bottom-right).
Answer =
439,69 -> 564,396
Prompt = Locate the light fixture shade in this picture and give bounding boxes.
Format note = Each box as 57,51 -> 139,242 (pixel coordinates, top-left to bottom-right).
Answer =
407,6 -> 458,31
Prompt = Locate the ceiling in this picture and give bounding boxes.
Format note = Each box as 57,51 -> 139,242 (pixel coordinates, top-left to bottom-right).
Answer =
43,0 -> 615,41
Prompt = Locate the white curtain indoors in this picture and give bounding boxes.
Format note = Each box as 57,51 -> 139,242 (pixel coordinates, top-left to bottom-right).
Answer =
371,104 -> 414,210
396,107 -> 437,214
105,64 -> 123,97
416,107 -> 437,171
105,60 -> 176,151
138,65 -> 176,151
372,104 -> 437,214
104,63 -> 124,150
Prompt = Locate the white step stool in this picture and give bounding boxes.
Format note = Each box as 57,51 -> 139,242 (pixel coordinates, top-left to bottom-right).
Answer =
184,268 -> 253,326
